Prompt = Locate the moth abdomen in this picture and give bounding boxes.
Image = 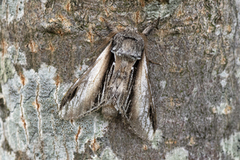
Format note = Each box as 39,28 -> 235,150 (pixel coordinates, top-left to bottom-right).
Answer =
101,104 -> 118,120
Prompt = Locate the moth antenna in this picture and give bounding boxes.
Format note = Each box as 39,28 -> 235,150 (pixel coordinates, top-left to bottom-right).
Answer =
147,58 -> 162,65
127,15 -> 136,28
101,17 -> 115,32
142,17 -> 160,35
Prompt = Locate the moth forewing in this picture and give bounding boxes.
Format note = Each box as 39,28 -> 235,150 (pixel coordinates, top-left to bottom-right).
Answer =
60,42 -> 113,120
129,50 -> 157,141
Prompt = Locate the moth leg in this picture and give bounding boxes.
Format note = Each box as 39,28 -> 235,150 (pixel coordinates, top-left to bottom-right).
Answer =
75,100 -> 105,119
127,67 -> 134,90
101,73 -> 108,103
118,84 -> 132,118
118,91 -> 131,119
63,91 -> 102,120
97,91 -> 101,105
107,63 -> 115,85
122,99 -> 131,119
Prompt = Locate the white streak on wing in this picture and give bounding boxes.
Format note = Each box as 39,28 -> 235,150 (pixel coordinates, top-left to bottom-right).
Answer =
139,55 -> 151,129
61,43 -> 112,119
83,42 -> 112,100
148,128 -> 154,141
130,52 -> 155,140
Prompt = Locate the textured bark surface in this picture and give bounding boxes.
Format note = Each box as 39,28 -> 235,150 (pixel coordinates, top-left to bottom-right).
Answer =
0,0 -> 240,159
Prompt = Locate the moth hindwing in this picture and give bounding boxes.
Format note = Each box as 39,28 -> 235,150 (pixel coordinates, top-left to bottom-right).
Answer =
60,28 -> 157,140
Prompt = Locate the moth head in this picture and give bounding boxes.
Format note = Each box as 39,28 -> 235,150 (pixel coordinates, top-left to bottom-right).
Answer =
111,29 -> 144,61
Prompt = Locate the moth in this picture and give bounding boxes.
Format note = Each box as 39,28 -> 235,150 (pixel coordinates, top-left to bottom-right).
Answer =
60,19 -> 159,140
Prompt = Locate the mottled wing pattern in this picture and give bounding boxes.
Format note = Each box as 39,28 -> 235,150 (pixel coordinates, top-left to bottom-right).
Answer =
129,50 -> 157,140
60,42 -> 113,120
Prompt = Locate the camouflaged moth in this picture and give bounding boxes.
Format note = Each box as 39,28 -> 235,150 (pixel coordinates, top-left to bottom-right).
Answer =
59,19 -> 159,140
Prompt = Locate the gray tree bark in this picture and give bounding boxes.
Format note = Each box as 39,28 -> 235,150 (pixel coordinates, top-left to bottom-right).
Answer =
1,0 -> 240,159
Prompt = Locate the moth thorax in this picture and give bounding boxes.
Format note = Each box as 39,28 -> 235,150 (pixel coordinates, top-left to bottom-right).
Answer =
101,104 -> 118,120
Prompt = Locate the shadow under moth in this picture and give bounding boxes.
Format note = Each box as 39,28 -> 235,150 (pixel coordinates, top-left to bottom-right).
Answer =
59,19 -> 159,140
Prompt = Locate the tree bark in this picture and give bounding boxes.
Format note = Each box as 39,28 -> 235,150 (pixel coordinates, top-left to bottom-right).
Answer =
1,0 -> 240,159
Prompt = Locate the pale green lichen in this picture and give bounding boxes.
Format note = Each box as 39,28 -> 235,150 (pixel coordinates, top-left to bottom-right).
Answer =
0,45 -> 27,84
7,45 -> 27,65
2,63 -> 109,159
151,129 -> 163,149
221,132 -> 240,160
144,0 -> 182,19
160,81 -> 166,90
74,63 -> 89,78
0,0 -> 25,22
0,146 -> 15,160
211,95 -> 233,115
236,58 -> 240,86
0,57 -> 15,83
100,147 -> 119,160
92,147 -> 119,160
74,113 -> 108,153
165,147 -> 188,160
